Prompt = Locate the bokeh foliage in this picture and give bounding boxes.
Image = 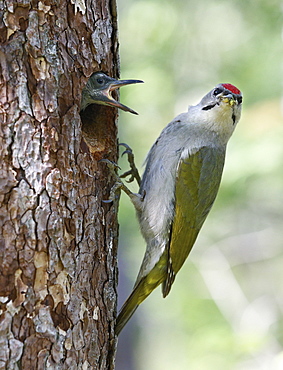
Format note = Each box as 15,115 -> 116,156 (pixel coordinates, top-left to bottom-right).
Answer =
116,0 -> 283,369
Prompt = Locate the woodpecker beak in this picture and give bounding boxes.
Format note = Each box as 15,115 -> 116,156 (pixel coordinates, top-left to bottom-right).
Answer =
99,78 -> 143,115
81,72 -> 144,113
219,93 -> 237,106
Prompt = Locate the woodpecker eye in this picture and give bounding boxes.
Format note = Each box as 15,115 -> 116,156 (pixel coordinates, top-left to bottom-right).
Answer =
213,88 -> 223,96
96,78 -> 104,85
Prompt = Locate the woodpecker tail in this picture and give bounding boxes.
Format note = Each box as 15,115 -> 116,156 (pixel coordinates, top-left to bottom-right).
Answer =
115,248 -> 169,335
115,293 -> 139,336
115,278 -> 147,336
115,269 -> 166,335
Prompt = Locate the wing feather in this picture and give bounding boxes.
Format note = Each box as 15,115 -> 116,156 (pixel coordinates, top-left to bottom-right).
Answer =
162,146 -> 225,296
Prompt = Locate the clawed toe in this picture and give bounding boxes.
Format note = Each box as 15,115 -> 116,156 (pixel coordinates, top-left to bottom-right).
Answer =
99,146 -> 143,208
99,159 -> 121,173
119,143 -> 141,186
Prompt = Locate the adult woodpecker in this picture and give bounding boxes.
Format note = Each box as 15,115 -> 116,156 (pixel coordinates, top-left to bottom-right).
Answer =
80,71 -> 143,113
115,83 -> 243,335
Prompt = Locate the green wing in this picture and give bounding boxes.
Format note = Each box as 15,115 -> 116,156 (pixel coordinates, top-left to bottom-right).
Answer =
162,146 -> 225,297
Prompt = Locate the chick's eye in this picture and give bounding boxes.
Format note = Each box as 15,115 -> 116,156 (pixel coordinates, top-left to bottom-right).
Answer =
96,78 -> 104,85
213,88 -> 223,96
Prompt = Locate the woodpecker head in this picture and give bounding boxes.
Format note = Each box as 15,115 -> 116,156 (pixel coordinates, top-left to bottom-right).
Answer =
80,72 -> 143,114
200,83 -> 242,124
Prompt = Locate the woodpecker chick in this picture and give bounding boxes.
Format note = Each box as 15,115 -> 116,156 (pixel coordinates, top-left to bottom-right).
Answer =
115,83 -> 243,335
80,72 -> 143,114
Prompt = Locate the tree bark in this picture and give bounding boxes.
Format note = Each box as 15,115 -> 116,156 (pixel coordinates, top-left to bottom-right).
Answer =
0,1 -> 119,368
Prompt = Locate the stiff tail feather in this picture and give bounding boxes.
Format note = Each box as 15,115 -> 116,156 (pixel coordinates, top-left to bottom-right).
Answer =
115,250 -> 169,335
115,279 -> 146,336
115,295 -> 139,336
115,272 -> 164,335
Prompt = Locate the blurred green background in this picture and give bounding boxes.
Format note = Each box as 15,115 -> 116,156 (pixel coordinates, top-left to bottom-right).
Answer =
115,0 -> 283,369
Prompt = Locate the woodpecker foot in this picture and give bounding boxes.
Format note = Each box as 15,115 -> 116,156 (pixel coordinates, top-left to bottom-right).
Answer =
100,158 -> 144,211
119,143 -> 141,186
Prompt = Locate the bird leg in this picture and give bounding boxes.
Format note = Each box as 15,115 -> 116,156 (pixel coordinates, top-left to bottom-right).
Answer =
100,159 -> 144,212
119,143 -> 141,186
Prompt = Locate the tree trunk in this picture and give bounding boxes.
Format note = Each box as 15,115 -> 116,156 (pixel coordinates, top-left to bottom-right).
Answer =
0,1 -> 119,368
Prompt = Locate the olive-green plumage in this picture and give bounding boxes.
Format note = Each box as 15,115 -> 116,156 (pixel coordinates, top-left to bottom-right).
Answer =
115,83 -> 242,335
162,147 -> 225,295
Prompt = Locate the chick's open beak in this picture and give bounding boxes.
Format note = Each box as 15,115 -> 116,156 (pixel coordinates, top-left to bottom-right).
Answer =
104,79 -> 144,115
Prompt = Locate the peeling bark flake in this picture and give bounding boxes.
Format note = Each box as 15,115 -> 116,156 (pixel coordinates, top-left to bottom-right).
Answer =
70,0 -> 86,15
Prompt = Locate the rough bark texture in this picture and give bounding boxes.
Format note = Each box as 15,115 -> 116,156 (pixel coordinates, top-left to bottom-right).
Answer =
0,0 -> 120,368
